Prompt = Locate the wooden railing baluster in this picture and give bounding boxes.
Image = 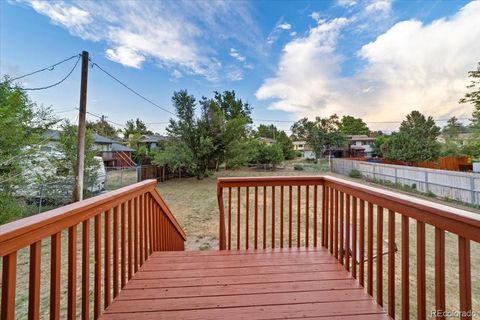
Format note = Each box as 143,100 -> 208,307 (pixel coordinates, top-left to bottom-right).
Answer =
50,232 -> 61,320
28,242 -> 41,320
306,185 -> 309,247
314,185 -> 318,247
237,187 -> 241,250
388,210 -> 395,318
377,206 -> 384,306
329,188 -> 334,254
280,186 -> 284,248
1,252 -> 17,320
417,221 -> 426,320
359,199 -> 365,287
352,197 -> 357,279
263,186 -> 267,249
334,190 -> 339,259
459,236 -> 472,320
367,202 -> 374,296
345,194 -> 350,272
272,186 -> 275,248
289,185 -> 293,248
120,203 -> 126,289
67,226 -> 77,320
133,197 -> 139,272
228,187 -> 231,250
113,206 -> 119,298
297,185 -> 301,248
246,187 -> 249,250
254,186 -> 258,249
339,192 -> 344,265
139,195 -> 144,266
82,220 -> 90,320
402,215 -> 410,320
94,215 -> 101,319
105,210 -> 111,309
128,200 -> 133,280
435,227 -> 445,319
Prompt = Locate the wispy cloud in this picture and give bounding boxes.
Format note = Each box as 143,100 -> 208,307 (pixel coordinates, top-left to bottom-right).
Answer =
267,20 -> 296,44
256,2 -> 480,129
229,48 -> 246,62
20,0 -> 261,82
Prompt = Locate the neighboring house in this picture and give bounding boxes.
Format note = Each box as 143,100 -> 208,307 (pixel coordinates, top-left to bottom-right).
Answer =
346,135 -> 375,158
258,137 -> 276,145
293,140 -> 315,159
138,135 -> 170,151
45,130 -> 135,169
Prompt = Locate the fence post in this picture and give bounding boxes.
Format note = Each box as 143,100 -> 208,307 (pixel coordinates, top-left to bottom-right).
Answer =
394,167 -> 398,185
372,163 -> 376,180
425,171 -> 429,193
137,166 -> 141,182
470,176 -> 476,205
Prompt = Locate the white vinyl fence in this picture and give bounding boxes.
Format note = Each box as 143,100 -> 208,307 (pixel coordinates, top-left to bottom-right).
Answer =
331,159 -> 480,206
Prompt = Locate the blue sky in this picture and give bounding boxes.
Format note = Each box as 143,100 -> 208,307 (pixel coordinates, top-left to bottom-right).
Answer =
1,0 -> 479,134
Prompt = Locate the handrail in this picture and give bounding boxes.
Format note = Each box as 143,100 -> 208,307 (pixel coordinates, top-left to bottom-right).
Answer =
217,175 -> 480,319
0,180 -> 186,320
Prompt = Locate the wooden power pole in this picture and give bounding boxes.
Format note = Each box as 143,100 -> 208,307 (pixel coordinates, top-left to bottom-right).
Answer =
74,51 -> 89,202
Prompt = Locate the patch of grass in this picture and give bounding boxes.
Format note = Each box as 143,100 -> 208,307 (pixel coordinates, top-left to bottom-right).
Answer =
348,169 -> 362,178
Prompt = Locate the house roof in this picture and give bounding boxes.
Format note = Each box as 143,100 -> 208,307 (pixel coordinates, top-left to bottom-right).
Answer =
46,129 -> 118,144
258,137 -> 276,144
348,135 -> 375,141
111,143 -> 133,152
140,135 -> 169,143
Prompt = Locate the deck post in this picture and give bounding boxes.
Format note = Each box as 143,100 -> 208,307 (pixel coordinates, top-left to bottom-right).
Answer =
217,185 -> 226,250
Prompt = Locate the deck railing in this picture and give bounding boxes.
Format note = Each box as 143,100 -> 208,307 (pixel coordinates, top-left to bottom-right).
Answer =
0,179 -> 186,320
217,175 -> 480,320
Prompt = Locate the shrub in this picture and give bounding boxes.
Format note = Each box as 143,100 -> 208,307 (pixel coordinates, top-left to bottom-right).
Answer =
349,169 -> 362,178
294,164 -> 304,171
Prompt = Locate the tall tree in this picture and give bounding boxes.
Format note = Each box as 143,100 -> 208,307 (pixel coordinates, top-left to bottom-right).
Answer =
441,117 -> 464,156
255,124 -> 295,160
87,117 -> 119,138
157,90 -> 251,179
382,111 -> 441,163
339,115 -> 370,135
0,81 -> 56,194
459,62 -> 480,159
291,114 -> 347,162
123,118 -> 153,139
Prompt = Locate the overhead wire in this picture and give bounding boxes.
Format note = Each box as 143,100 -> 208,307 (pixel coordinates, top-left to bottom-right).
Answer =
90,60 -> 176,116
7,54 -> 80,82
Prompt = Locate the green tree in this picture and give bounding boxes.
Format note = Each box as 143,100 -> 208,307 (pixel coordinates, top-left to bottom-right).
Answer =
291,115 -> 347,162
87,117 -> 119,138
459,62 -> 480,159
123,118 -> 153,139
256,143 -> 284,168
339,115 -> 370,135
0,81 -> 56,223
441,117 -> 464,156
0,82 -> 56,192
54,122 -> 100,197
165,90 -> 251,178
381,111 -> 441,164
373,134 -> 389,157
255,124 -> 295,160
153,141 -> 194,174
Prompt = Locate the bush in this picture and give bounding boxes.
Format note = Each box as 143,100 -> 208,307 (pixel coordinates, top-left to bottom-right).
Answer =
349,169 -> 362,178
294,164 -> 304,171
0,195 -> 27,224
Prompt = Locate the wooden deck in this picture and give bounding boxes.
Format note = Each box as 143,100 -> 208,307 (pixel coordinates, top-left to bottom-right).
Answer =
102,248 -> 389,319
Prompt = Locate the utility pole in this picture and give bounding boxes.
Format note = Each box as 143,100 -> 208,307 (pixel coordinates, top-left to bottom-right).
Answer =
74,51 -> 89,202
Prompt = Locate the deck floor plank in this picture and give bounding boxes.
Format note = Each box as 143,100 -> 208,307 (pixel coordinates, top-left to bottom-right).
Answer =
102,248 -> 389,320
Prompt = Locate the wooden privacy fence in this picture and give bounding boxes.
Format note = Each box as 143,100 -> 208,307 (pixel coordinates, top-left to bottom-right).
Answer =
217,175 -> 480,319
332,159 -> 480,205
0,180 -> 186,320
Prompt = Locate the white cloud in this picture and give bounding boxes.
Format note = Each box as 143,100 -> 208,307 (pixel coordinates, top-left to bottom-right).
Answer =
278,23 -> 292,30
364,0 -> 392,15
336,0 -> 358,8
20,0 -> 261,82
290,31 -> 297,37
256,2 -> 480,130
170,69 -> 182,82
229,48 -> 246,62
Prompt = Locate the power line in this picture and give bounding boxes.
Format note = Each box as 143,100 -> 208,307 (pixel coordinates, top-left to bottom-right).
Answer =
84,110 -> 125,127
19,55 -> 81,91
90,60 -> 175,116
8,54 -> 80,82
252,117 -> 471,125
